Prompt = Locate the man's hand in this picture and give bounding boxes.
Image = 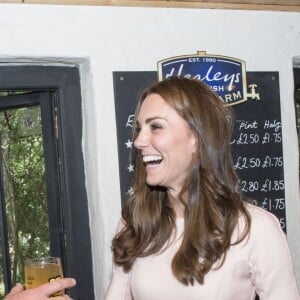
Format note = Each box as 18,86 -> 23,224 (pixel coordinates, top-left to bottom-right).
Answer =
4,278 -> 76,300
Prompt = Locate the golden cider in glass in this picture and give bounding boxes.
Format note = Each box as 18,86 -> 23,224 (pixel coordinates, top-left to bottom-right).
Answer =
25,257 -> 64,297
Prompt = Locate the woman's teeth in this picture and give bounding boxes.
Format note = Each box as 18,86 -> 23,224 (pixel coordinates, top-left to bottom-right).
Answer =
143,155 -> 163,164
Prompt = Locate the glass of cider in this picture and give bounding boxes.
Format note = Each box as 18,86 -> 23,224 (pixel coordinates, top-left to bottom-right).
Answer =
25,257 -> 64,297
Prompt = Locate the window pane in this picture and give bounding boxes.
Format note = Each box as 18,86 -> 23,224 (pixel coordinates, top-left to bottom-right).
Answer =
0,248 -> 3,299
0,105 -> 50,292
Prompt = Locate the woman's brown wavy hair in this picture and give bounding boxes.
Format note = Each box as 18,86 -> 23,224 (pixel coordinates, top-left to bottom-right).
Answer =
112,76 -> 251,285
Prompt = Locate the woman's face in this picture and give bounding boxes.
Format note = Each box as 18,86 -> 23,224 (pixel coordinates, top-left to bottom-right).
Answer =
134,93 -> 196,197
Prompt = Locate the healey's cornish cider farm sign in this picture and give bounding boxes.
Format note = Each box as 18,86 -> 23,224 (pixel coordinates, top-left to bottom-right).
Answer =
158,51 -> 247,105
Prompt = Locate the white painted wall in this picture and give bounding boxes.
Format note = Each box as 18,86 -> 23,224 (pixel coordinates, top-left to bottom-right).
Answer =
0,4 -> 299,298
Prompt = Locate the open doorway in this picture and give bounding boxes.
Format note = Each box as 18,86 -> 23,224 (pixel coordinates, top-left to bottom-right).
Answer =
293,57 -> 300,175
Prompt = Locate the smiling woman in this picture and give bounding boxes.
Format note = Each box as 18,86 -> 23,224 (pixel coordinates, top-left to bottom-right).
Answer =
134,93 -> 197,199
106,77 -> 299,300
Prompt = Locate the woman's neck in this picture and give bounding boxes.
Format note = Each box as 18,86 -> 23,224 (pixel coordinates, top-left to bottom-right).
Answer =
168,190 -> 186,218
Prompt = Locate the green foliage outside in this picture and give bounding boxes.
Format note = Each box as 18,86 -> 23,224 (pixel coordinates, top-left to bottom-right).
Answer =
0,103 -> 50,298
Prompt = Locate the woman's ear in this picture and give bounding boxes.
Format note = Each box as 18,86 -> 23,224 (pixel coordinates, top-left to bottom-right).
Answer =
191,133 -> 198,155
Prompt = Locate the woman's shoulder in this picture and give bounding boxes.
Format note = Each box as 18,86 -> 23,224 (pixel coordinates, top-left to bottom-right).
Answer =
245,202 -> 272,215
244,202 -> 284,237
245,202 -> 279,221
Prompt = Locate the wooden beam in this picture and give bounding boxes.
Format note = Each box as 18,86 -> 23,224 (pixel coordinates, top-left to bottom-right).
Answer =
0,0 -> 23,3
0,0 -> 299,12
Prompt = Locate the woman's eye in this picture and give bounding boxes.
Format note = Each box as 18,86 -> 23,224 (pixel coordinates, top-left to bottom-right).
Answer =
150,123 -> 162,130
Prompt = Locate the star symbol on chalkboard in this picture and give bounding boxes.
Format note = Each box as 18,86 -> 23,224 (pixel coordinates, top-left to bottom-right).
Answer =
125,139 -> 133,148
127,187 -> 134,195
127,163 -> 134,172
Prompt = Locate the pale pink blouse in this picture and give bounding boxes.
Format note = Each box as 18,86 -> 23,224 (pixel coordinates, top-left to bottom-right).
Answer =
105,204 -> 300,300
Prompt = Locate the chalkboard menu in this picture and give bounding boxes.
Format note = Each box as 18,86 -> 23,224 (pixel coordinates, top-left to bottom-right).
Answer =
113,71 -> 286,230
